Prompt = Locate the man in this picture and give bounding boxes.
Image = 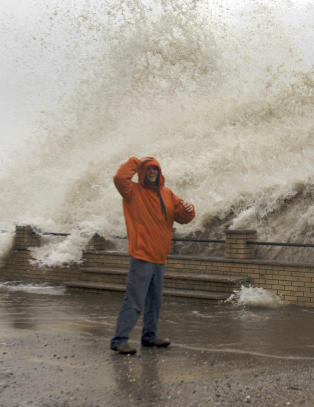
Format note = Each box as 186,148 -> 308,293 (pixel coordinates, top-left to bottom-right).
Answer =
110,156 -> 195,355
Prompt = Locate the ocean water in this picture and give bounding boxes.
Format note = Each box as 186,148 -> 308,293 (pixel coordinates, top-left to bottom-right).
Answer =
0,0 -> 313,266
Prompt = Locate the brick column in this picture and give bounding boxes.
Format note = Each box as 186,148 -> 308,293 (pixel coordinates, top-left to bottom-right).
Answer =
224,230 -> 257,259
14,226 -> 41,249
87,233 -> 115,251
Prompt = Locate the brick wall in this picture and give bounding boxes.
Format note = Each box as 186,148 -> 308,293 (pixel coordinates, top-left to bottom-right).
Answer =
0,227 -> 81,285
0,227 -> 313,307
0,248 -> 81,285
167,256 -> 314,307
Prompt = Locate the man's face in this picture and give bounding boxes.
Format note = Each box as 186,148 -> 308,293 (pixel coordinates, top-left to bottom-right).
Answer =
146,165 -> 158,183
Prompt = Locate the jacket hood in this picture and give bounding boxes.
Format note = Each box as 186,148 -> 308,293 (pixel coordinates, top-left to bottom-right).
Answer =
138,158 -> 165,187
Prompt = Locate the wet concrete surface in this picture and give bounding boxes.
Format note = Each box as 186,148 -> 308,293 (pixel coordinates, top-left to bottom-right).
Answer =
0,283 -> 313,407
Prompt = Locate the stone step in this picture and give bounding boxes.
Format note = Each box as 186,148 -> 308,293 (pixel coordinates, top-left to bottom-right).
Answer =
82,252 -> 129,267
82,252 -> 230,276
78,267 -> 250,293
82,267 -> 127,275
80,267 -> 248,283
82,252 -> 216,271
65,281 -> 230,302
66,281 -> 125,292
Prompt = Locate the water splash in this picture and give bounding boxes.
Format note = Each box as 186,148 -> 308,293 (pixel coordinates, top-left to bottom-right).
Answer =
0,281 -> 66,295
0,0 -> 313,265
226,285 -> 283,308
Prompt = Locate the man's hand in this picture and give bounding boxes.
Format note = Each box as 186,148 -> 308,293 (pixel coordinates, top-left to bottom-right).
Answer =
181,201 -> 194,213
140,156 -> 153,163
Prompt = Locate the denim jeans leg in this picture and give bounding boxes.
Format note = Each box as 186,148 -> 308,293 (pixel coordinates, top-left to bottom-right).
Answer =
111,257 -> 153,347
141,263 -> 165,343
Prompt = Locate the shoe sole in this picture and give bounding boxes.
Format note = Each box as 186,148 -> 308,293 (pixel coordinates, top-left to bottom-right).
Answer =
119,350 -> 137,355
111,346 -> 137,355
142,342 -> 171,348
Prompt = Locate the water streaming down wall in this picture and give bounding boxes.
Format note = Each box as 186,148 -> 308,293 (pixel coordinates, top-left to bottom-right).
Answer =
0,0 -> 313,266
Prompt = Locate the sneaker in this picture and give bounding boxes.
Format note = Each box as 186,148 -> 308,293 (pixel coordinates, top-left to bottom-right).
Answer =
141,338 -> 171,348
111,344 -> 137,355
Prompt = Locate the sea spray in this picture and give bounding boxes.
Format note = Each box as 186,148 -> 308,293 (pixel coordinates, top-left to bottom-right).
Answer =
0,281 -> 66,296
226,285 -> 283,308
0,0 -> 313,265
29,220 -> 109,266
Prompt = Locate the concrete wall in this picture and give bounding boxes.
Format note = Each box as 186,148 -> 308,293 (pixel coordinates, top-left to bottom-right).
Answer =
1,226 -> 313,307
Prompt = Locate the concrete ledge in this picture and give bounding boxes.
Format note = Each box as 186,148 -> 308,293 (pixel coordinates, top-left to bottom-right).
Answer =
82,250 -> 314,270
1,227 -> 313,307
65,281 -> 229,302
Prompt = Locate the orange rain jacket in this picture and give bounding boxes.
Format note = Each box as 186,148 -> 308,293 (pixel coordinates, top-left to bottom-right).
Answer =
114,157 -> 195,264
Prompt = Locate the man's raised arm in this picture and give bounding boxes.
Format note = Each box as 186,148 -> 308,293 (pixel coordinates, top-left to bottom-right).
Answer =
113,157 -> 142,200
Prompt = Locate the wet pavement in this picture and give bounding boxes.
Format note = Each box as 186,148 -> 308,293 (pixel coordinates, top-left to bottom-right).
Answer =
0,282 -> 313,407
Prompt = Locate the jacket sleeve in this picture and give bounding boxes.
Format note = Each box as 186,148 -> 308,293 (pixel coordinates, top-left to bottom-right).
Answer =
113,157 -> 141,201
172,192 -> 196,224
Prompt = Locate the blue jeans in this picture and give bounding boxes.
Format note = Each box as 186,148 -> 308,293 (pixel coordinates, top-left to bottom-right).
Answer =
111,256 -> 165,347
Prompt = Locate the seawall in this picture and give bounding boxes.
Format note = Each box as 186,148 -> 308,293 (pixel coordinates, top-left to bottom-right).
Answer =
0,226 -> 313,307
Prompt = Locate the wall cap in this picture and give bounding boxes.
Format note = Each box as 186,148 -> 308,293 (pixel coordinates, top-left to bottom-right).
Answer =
83,250 -> 314,270
225,229 -> 257,235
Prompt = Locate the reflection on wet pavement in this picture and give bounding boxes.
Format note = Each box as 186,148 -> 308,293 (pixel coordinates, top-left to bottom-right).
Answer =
0,282 -> 313,406
0,283 -> 314,358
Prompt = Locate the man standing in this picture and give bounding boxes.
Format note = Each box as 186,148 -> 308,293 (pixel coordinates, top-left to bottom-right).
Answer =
110,156 -> 195,354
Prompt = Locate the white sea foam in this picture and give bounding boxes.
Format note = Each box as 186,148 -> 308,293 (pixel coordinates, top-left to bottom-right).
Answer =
191,310 -> 215,319
30,222 -> 97,267
226,285 -> 283,308
0,281 -> 66,295
0,0 -> 313,265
